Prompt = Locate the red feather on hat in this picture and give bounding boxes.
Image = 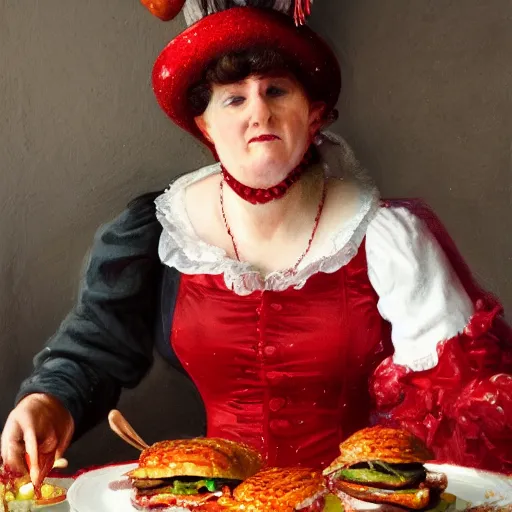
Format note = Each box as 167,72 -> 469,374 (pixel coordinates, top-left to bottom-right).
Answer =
140,0 -> 313,25
140,0 -> 187,21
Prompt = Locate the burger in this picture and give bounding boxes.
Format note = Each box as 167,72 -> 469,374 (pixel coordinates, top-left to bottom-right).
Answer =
126,437 -> 262,511
322,426 -> 448,511
217,466 -> 332,512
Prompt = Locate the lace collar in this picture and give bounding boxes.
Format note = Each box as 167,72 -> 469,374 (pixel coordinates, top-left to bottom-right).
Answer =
155,132 -> 380,296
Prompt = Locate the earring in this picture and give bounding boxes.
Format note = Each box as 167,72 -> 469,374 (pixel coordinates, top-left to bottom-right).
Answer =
313,132 -> 325,146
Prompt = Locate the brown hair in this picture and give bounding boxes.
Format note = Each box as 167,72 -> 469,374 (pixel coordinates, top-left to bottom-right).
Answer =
187,47 -> 319,116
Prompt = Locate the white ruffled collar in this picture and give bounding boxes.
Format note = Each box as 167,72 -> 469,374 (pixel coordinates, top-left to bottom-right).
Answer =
155,132 -> 380,296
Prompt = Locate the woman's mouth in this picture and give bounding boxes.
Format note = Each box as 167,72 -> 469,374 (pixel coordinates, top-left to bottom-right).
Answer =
249,134 -> 281,143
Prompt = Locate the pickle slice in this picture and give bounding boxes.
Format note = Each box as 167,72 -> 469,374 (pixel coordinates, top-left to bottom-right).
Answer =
337,466 -> 424,488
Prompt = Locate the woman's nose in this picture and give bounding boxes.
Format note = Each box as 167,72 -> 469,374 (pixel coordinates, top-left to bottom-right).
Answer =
248,95 -> 272,127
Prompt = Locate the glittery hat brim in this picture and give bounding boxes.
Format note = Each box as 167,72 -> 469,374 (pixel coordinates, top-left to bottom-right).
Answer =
152,7 -> 341,147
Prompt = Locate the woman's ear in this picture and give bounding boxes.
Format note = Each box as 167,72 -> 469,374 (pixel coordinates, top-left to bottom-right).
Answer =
308,101 -> 327,136
194,115 -> 213,143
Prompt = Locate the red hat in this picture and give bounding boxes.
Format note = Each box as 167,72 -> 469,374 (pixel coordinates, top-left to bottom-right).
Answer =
152,6 -> 341,146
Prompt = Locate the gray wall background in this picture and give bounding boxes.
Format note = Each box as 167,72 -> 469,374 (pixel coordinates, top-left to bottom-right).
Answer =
1,0 -> 510,472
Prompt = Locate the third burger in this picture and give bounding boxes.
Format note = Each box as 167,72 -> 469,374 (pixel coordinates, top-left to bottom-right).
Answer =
322,426 -> 448,511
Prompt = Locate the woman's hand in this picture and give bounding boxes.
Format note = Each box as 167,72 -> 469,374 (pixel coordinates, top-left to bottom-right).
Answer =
1,393 -> 74,487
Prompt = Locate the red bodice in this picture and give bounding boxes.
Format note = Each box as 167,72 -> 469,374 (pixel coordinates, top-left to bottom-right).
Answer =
169,200 -> 512,473
171,241 -> 392,469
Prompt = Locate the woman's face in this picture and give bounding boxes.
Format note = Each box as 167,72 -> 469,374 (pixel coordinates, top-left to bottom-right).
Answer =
195,74 -> 325,188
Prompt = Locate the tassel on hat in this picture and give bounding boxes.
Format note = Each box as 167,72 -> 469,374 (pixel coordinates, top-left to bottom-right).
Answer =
140,0 -> 314,25
293,0 -> 312,25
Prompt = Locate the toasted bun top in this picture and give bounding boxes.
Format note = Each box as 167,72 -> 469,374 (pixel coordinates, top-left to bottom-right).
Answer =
127,437 -> 262,480
323,426 -> 433,475
217,467 -> 325,512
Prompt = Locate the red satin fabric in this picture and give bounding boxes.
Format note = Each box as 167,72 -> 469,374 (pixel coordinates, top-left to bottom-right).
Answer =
371,322 -> 512,473
371,200 -> 512,474
171,241 -> 391,469
170,199 -> 512,473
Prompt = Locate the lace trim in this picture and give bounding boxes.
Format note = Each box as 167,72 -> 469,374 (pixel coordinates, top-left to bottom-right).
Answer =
396,352 -> 440,373
155,131 -> 380,296
402,297 -> 499,372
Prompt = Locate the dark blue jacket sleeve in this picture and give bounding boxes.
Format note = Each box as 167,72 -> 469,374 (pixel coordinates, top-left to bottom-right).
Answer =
15,191 -> 164,438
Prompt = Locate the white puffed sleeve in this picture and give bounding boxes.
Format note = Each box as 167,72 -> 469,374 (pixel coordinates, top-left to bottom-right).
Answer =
365,206 -> 474,371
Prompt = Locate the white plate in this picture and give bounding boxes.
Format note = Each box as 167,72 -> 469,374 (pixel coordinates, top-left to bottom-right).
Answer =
67,462 -> 512,512
67,463 -> 137,512
425,463 -> 512,507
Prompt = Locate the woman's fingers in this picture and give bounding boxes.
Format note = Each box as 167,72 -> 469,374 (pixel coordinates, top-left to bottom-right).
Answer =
23,427 -> 41,486
39,431 -> 58,454
52,457 -> 68,469
1,393 -> 74,485
36,433 -> 59,486
25,427 -> 60,487
55,423 -> 73,462
2,441 -> 26,475
0,417 -> 27,475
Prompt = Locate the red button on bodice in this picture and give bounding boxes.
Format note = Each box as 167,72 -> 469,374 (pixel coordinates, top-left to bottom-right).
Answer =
264,345 -> 277,357
269,397 -> 286,412
269,419 -> 290,433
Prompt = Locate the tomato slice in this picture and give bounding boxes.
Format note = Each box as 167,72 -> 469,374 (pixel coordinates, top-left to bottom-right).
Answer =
34,485 -> 67,506
35,494 -> 67,506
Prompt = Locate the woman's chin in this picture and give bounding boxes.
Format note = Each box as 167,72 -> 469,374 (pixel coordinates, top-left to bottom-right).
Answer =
248,144 -> 291,164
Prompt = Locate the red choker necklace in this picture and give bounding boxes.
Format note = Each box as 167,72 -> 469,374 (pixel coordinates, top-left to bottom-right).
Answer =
220,146 -> 317,205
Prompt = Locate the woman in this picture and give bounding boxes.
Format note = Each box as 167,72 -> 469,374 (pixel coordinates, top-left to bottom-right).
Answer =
2,2 -> 511,488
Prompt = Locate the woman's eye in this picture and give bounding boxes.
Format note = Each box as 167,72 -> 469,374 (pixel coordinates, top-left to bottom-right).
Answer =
225,96 -> 245,106
267,86 -> 286,97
